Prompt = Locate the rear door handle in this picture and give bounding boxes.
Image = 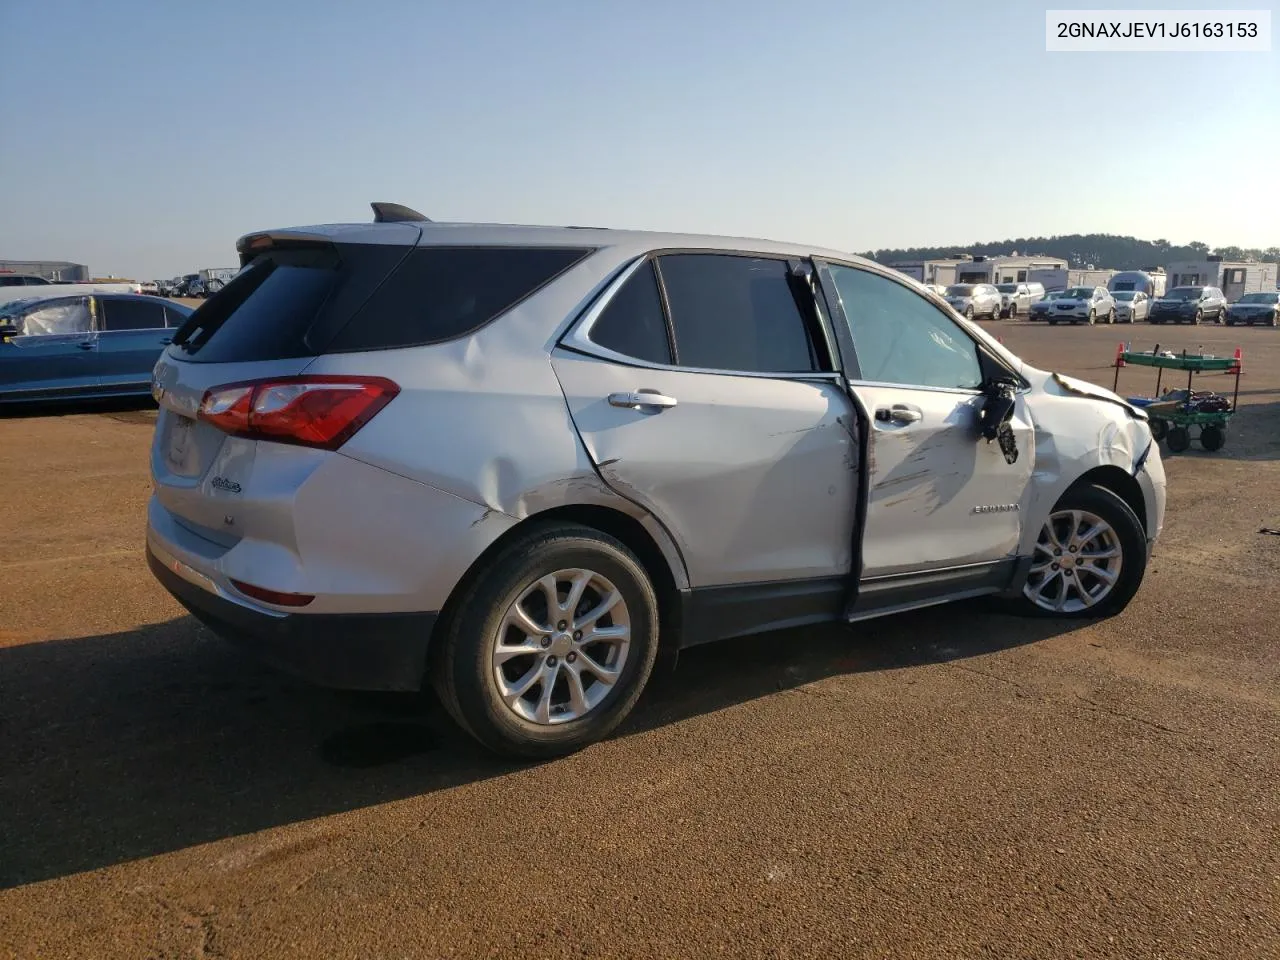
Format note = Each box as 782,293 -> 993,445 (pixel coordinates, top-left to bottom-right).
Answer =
875,404 -> 922,424
160,337 -> 172,345
608,390 -> 678,411
77,342 -> 96,351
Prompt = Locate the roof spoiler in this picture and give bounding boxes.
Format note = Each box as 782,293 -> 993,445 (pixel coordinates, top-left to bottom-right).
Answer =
371,202 -> 431,223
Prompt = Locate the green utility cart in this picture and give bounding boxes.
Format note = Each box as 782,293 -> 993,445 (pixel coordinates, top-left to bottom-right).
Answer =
1111,347 -> 1241,453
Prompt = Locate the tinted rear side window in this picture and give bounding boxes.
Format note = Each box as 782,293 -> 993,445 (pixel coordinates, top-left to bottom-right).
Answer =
100,298 -> 166,331
326,246 -> 592,352
588,261 -> 672,364
656,254 -> 818,373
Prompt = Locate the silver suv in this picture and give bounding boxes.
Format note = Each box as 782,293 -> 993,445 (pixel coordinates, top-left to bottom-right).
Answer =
944,283 -> 1003,320
147,204 -> 1166,758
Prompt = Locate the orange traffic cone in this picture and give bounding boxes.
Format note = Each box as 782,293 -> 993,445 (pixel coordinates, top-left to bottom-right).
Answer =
1226,346 -> 1243,375
1115,342 -> 1126,368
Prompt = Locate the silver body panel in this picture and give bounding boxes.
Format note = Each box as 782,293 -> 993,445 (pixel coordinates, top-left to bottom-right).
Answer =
146,220 -> 1166,680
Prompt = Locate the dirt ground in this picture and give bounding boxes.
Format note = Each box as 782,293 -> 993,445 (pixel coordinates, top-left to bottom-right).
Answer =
1,321 -> 1277,960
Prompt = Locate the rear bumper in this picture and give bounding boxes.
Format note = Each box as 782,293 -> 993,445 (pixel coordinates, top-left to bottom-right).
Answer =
147,545 -> 437,691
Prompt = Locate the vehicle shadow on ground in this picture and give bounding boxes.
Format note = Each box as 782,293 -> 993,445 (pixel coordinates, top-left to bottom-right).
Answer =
0,603 -> 1079,888
0,396 -> 157,421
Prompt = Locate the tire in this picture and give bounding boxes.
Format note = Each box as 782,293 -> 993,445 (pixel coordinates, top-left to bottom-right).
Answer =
1013,484 -> 1148,619
1087,310 -> 1096,325
1150,418 -> 1168,441
431,522 -> 660,759
1108,310 -> 1116,324
1008,304 -> 1018,319
1192,311 -> 1202,325
1226,317 -> 1235,326
1200,424 -> 1225,451
965,306 -> 974,320
1166,426 -> 1190,453
1048,319 -> 1058,326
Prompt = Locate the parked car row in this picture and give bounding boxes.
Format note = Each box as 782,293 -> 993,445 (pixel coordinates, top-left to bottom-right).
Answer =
1020,284 -> 1272,326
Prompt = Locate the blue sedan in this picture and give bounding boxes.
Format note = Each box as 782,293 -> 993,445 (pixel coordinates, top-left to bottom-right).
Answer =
0,294 -> 193,404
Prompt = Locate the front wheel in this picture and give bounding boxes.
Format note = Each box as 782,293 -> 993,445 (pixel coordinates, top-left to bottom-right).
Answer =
1200,424 -> 1225,451
1016,484 -> 1148,618
965,306 -> 975,320
1108,310 -> 1116,324
1087,310 -> 1096,325
1008,304 -> 1018,319
431,523 -> 660,758
1193,311 -> 1203,325
1166,426 -> 1190,453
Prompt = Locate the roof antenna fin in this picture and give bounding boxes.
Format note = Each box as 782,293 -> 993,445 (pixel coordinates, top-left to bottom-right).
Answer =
371,202 -> 431,223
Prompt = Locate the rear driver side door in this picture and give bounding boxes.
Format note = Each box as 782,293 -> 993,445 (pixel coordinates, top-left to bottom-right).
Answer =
552,252 -> 858,599
96,297 -> 173,392
817,262 -> 1035,603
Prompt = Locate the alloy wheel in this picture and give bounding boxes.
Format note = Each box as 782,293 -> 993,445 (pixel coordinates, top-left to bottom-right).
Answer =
1024,509 -> 1124,613
491,568 -> 631,725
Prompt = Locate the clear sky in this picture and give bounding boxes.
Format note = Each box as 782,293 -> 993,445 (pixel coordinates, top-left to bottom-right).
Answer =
2,0 -> 1276,278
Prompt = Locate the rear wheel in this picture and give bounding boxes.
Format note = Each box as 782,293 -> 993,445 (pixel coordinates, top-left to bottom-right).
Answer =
431,523 -> 660,758
1200,424 -> 1225,451
1008,304 -> 1018,319
1108,310 -> 1116,324
1150,419 -> 1168,441
1015,485 -> 1147,619
1166,426 -> 1190,453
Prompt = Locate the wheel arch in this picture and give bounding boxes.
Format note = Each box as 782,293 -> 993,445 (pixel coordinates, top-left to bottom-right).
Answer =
1066,465 -> 1147,534
430,503 -> 687,676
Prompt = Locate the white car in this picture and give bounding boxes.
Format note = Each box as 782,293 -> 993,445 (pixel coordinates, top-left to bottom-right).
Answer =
945,283 -> 1003,320
1111,291 -> 1150,323
1045,287 -> 1117,325
996,282 -> 1046,319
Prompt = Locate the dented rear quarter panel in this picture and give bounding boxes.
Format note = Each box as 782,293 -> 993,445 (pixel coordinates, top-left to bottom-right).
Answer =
305,243 -> 693,591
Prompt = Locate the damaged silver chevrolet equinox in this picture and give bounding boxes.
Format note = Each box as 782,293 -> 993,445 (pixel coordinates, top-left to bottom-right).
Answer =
147,203 -> 1166,757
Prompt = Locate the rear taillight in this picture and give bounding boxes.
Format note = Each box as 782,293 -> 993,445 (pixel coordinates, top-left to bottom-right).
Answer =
198,376 -> 399,450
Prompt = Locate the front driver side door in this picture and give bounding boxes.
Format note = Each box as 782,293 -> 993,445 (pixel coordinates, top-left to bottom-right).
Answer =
0,297 -> 98,401
817,262 -> 1035,607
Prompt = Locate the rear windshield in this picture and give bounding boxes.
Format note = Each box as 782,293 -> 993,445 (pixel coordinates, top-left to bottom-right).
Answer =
1238,292 -> 1278,304
945,285 -> 974,296
172,242 -> 593,363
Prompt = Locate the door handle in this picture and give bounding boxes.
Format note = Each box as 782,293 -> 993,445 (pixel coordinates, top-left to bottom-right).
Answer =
875,404 -> 922,424
77,342 -> 96,351
609,390 -> 678,411
160,337 -> 172,345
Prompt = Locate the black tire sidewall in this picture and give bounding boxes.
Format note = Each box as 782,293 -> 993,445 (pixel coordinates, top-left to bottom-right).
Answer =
1015,484 -> 1148,619
435,526 -> 659,758
1166,427 -> 1190,452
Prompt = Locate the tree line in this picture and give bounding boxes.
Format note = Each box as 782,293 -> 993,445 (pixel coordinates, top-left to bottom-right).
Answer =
861,234 -> 1280,271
